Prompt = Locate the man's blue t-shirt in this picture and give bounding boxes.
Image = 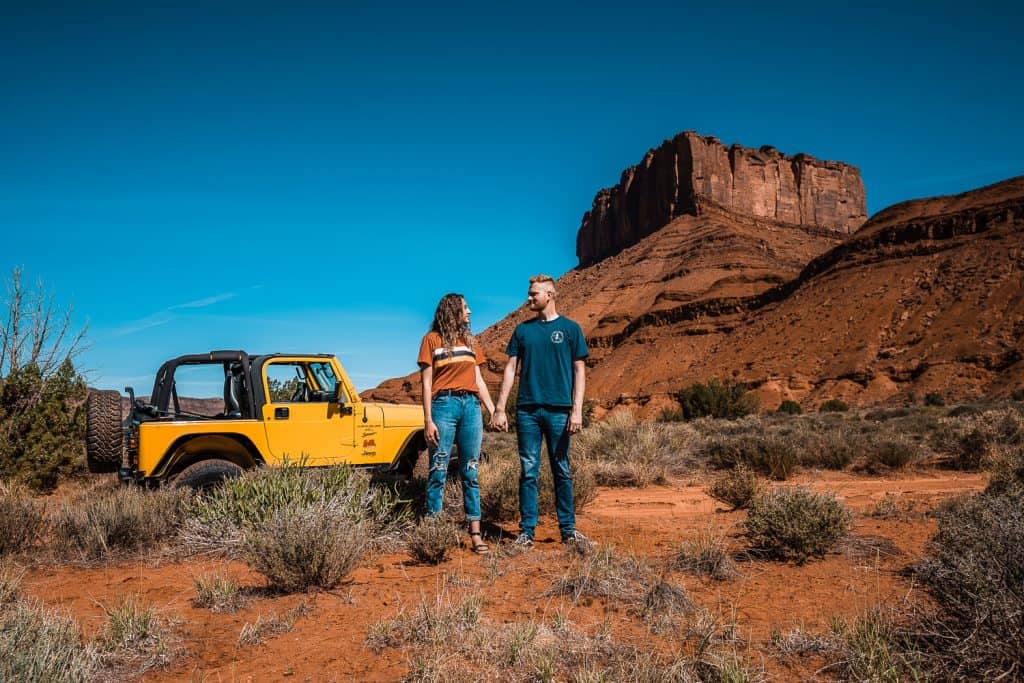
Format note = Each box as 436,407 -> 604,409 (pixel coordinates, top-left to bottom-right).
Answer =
506,316 -> 589,408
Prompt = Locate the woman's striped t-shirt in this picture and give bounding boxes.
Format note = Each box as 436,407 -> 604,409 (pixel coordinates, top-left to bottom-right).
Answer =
417,332 -> 486,397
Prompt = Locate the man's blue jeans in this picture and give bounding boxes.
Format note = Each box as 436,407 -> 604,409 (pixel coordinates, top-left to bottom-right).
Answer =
426,393 -> 482,521
516,405 -> 576,539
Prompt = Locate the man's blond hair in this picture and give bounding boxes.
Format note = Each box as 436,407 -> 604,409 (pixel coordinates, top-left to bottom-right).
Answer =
528,274 -> 556,293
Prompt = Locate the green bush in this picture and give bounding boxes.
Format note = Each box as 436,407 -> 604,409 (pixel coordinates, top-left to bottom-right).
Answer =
776,400 -> 803,415
0,482 -> 46,556
705,465 -> 762,510
915,489 -> 1024,679
744,487 -> 852,563
819,398 -> 849,413
923,392 -> 945,407
0,360 -> 86,491
180,462 -> 407,556
674,379 -> 758,420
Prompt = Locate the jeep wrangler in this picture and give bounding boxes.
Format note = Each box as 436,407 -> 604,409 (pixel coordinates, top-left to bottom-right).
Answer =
85,350 -> 426,488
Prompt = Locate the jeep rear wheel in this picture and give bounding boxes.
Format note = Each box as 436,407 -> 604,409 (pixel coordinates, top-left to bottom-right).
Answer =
86,390 -> 123,473
173,459 -> 243,490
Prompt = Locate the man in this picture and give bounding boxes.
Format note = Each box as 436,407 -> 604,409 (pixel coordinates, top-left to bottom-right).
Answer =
491,274 -> 590,548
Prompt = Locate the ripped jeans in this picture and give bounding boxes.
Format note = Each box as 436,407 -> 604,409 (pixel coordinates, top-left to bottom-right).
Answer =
426,392 -> 482,521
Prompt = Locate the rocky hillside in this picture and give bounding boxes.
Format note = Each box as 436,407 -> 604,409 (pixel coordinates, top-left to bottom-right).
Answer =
368,129 -> 1023,413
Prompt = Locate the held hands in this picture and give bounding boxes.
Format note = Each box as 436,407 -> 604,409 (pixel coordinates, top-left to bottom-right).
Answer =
489,409 -> 508,432
425,420 -> 440,447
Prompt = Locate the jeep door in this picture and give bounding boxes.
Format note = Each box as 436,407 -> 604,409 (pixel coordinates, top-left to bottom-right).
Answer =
260,359 -> 358,465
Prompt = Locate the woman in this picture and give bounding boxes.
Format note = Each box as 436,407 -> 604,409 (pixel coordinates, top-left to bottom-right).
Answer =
417,293 -> 495,554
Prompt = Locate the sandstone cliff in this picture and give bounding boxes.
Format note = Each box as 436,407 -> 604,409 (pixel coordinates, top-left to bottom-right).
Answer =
577,131 -> 866,266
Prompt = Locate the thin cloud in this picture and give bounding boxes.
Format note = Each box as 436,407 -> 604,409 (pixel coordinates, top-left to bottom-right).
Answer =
169,292 -> 237,310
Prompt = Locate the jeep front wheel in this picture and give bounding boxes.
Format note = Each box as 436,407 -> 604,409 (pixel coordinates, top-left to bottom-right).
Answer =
173,459 -> 243,490
85,390 -> 123,473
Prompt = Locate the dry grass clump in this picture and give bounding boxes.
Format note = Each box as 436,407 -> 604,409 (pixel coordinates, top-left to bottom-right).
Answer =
913,488 -> 1024,680
52,484 -> 191,562
673,529 -> 738,581
366,590 -> 482,653
547,545 -> 651,604
240,500 -> 372,592
192,571 -> 243,613
406,514 -> 461,565
636,576 -> 694,633
744,487 -> 852,563
478,432 -> 597,522
705,464 -> 763,511
96,594 -> 176,675
828,607 -> 923,682
238,602 -> 311,646
573,411 -> 699,486
0,481 -> 46,556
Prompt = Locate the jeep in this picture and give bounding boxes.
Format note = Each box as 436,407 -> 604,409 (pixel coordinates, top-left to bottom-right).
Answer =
85,350 -> 426,488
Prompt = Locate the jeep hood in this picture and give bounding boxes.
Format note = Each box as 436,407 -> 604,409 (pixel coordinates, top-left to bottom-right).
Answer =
371,402 -> 424,428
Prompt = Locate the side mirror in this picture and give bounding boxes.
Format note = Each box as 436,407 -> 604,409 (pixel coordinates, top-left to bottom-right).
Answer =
332,383 -> 345,404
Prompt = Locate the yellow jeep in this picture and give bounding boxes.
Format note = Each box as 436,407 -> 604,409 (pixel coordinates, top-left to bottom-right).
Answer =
85,350 -> 425,488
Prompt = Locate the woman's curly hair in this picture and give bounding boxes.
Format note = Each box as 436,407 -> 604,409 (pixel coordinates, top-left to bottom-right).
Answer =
431,293 -> 474,354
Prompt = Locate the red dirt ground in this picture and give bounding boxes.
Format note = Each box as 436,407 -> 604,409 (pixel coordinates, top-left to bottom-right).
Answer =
22,470 -> 985,682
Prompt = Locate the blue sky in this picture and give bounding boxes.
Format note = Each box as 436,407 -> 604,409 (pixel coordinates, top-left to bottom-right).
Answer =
3,1 -> 1022,396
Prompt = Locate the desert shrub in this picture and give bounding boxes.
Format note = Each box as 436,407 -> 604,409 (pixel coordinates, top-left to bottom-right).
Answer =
923,392 -> 945,407
674,379 -> 758,420
914,488 -> 1024,679
807,428 -> 858,470
776,399 -> 802,415
637,577 -> 693,632
0,596 -> 99,682
673,529 -> 738,580
478,432 -> 596,522
864,407 -> 913,421
744,487 -> 852,562
192,571 -> 242,613
407,514 -> 461,565
572,412 -> 698,486
0,360 -> 87,491
0,481 -> 46,555
1012,388 -> 1024,402
706,432 -> 799,480
181,462 -> 407,556
984,443 -> 1024,495
705,464 -> 762,510
53,484 -> 191,561
240,500 -> 371,592
934,407 -> 1024,470
861,436 -> 922,472
819,398 -> 849,413
870,493 -> 903,520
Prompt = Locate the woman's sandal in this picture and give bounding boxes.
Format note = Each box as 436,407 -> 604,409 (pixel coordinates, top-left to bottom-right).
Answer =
469,532 -> 490,554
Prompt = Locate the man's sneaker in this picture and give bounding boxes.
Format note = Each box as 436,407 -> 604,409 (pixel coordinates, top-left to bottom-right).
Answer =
562,530 -> 593,548
512,533 -> 534,549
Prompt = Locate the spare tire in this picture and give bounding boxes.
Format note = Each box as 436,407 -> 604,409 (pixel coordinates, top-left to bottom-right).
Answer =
86,390 -> 123,473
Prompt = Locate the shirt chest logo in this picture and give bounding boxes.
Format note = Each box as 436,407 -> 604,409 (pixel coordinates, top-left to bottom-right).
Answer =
550,330 -> 565,344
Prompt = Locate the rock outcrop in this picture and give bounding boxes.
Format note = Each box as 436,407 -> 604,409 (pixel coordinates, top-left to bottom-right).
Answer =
577,131 -> 867,266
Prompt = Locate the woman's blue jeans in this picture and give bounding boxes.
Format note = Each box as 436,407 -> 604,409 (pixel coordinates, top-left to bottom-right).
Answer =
426,393 -> 482,521
516,405 -> 576,539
